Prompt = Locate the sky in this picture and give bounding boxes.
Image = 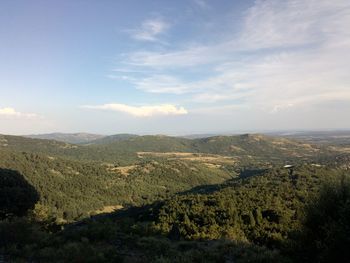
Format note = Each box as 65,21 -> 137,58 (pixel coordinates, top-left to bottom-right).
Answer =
1,0 -> 350,135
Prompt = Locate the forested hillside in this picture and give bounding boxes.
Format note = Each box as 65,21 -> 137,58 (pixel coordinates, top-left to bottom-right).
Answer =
1,163 -> 349,262
0,133 -> 335,165
26,133 -> 105,144
0,149 -> 233,222
1,133 -> 350,262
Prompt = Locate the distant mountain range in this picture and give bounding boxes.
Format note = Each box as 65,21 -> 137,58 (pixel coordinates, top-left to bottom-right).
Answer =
84,133 -> 139,144
25,132 -> 105,144
23,130 -> 350,145
268,130 -> 350,145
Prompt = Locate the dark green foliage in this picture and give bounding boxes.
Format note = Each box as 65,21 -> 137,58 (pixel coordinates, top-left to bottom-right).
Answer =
0,217 -> 288,263
0,168 -> 39,218
1,133 -> 350,262
152,166 -> 342,245
0,217 -> 47,250
0,218 -> 122,263
0,149 -> 232,222
290,177 -> 350,262
0,164 -> 349,262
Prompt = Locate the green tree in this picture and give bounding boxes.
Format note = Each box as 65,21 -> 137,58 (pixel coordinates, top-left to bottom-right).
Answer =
292,178 -> 350,262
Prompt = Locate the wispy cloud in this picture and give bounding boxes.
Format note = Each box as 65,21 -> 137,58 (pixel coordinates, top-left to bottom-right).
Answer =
81,103 -> 188,117
193,0 -> 210,10
135,75 -> 192,94
239,0 -> 350,50
126,45 -> 218,68
129,18 -> 170,42
115,0 -> 350,113
0,107 -> 38,119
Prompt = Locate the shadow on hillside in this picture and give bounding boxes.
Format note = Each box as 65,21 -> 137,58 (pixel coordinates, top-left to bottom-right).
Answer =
66,168 -> 270,229
0,168 -> 39,218
239,168 -> 268,179
177,168 -> 269,196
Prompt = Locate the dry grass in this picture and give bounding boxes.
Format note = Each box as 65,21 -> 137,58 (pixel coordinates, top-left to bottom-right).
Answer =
59,144 -> 78,149
137,151 -> 237,165
230,145 -> 244,152
95,205 -> 123,214
108,165 -> 138,176
329,146 -> 350,153
49,169 -> 64,178
137,152 -> 195,158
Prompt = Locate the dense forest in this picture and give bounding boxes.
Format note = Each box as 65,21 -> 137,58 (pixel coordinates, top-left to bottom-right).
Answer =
1,133 -> 350,262
0,149 -> 233,222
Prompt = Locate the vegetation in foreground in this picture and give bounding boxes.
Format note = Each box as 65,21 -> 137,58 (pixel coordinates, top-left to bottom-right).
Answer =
1,133 -> 350,262
1,164 -> 350,262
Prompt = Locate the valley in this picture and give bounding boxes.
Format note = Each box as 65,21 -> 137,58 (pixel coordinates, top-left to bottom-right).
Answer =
1,132 -> 350,262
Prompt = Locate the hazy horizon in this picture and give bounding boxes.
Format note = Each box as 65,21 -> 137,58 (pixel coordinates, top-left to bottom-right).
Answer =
1,0 -> 350,135
1,128 -> 349,138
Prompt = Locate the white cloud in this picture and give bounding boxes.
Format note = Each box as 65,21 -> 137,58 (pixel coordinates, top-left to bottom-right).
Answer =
115,0 -> 350,114
129,18 -> 169,42
0,107 -> 38,119
82,103 -> 188,117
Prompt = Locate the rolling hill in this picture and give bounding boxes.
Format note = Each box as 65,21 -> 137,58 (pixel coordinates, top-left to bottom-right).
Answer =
1,132 -> 350,262
2,161 -> 348,262
25,132 -> 105,144
0,149 -> 233,222
85,133 -> 139,144
0,133 -> 334,166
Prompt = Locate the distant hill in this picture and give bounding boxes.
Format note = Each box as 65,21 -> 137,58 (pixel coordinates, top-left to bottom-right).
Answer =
25,132 -> 105,144
178,133 -> 220,139
86,133 -> 139,144
191,134 -> 320,158
0,134 -> 138,165
0,133 -> 337,165
92,134 -> 192,151
271,130 -> 350,146
1,134 -> 75,153
88,133 -> 325,162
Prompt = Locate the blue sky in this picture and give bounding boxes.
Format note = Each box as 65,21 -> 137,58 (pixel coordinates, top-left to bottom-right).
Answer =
1,0 -> 350,135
